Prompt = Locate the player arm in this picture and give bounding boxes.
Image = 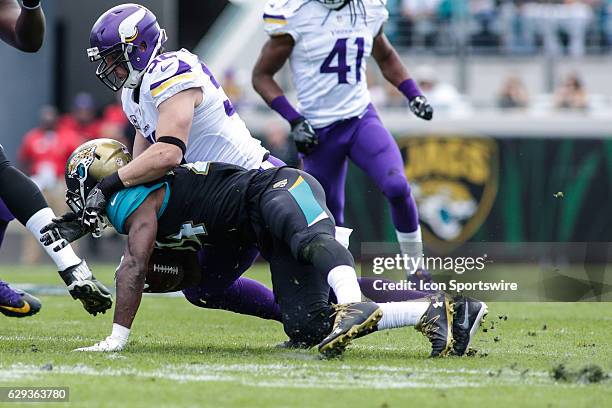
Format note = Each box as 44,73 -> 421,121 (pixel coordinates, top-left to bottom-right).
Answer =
0,0 -> 45,53
113,199 -> 158,330
372,29 -> 412,88
104,88 -> 200,193
372,28 -> 433,120
252,35 -> 304,123
132,129 -> 151,158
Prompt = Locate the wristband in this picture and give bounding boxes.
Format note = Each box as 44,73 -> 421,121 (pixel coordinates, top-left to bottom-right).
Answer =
98,172 -> 125,199
22,0 -> 41,9
398,78 -> 423,101
270,95 -> 302,123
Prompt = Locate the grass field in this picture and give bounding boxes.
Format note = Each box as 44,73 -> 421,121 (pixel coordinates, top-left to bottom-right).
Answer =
1,264 -> 611,408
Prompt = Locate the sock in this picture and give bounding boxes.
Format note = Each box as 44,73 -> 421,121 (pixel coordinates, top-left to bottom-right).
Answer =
334,226 -> 352,249
377,301 -> 429,330
25,208 -> 81,271
396,226 -> 423,274
327,265 -> 361,304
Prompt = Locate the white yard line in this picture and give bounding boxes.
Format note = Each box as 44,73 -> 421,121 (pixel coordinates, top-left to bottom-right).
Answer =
0,363 -> 551,389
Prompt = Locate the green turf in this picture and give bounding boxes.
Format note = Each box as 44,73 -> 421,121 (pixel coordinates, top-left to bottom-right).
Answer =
1,264 -> 611,408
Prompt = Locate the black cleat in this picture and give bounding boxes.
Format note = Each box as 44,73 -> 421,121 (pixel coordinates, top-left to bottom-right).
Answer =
0,281 -> 41,318
415,293 -> 454,357
451,295 -> 488,356
318,302 -> 383,358
59,260 -> 113,316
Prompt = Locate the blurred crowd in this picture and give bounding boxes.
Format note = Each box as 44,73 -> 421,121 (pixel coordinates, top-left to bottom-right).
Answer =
386,0 -> 612,56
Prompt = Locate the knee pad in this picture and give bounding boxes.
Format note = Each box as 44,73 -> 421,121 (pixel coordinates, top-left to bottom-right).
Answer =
299,233 -> 354,272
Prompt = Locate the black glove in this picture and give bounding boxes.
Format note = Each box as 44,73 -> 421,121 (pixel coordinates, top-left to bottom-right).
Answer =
289,117 -> 318,155
40,212 -> 89,252
82,185 -> 108,234
409,95 -> 434,121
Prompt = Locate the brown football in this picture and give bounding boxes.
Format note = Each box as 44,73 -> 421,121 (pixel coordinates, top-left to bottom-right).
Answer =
145,248 -> 201,293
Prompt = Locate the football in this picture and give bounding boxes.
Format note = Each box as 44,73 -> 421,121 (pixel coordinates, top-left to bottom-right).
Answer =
145,248 -> 201,293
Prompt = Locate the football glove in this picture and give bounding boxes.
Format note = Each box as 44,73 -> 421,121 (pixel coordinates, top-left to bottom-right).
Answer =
409,95 -> 434,121
40,211 -> 88,252
73,335 -> 126,352
82,185 -> 108,237
289,117 -> 318,154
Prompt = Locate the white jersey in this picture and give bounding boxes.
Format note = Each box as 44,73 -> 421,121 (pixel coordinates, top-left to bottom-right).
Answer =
264,0 -> 388,128
122,49 -> 268,170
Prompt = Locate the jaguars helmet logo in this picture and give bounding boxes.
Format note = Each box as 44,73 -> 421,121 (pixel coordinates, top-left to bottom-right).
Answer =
402,137 -> 499,251
67,145 -> 96,181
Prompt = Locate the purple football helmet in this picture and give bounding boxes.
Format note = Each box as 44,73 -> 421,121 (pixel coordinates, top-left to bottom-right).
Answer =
87,3 -> 167,91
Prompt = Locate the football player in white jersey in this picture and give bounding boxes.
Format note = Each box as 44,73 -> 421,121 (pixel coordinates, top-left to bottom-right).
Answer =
81,4 -> 272,231
253,0 -> 433,273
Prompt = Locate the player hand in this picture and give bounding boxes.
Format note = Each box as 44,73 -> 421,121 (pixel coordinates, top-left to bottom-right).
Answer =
74,335 -> 126,352
40,212 -> 88,252
409,96 -> 434,121
82,185 -> 108,236
289,117 -> 318,154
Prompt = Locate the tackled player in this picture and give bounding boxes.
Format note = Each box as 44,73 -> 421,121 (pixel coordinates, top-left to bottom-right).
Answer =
43,139 -> 487,358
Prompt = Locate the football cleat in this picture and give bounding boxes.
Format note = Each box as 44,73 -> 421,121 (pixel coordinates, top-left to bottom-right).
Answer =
451,295 -> 488,356
0,280 -> 41,318
59,260 -> 113,316
318,302 -> 383,357
415,293 -> 454,357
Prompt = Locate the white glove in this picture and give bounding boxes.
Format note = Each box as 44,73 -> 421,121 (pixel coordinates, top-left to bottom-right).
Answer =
74,324 -> 129,352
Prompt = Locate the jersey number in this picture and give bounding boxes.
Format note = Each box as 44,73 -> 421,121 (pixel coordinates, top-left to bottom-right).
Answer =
201,63 -> 236,117
320,37 -> 365,84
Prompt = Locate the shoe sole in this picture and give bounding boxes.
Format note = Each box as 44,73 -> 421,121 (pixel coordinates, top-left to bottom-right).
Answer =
434,298 -> 455,358
460,302 -> 488,355
467,302 -> 488,347
318,307 -> 383,357
68,281 -> 112,316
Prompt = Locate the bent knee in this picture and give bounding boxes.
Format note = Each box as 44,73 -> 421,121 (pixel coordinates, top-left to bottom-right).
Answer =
381,172 -> 411,201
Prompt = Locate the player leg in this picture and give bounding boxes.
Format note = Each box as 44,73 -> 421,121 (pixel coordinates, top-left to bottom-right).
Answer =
348,105 -> 425,272
302,120 -> 353,225
0,145 -> 111,315
257,167 -> 385,355
182,245 -> 281,322
260,168 -> 456,356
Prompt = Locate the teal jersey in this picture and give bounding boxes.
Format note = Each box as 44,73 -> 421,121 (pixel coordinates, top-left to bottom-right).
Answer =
106,182 -> 171,234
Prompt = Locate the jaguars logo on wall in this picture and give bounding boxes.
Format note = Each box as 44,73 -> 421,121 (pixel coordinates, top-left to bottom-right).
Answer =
402,137 -> 499,249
